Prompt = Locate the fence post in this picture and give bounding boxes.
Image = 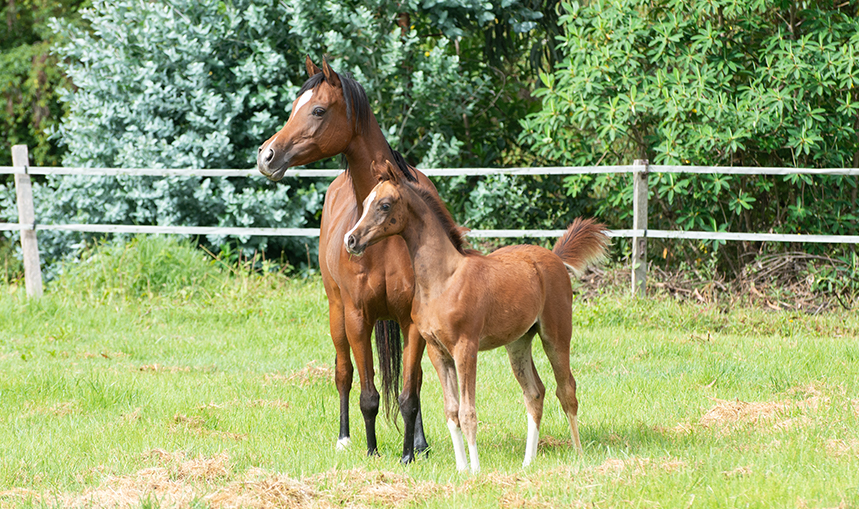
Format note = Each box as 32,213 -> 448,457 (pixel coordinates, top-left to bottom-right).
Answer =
12,145 -> 43,298
631,159 -> 648,297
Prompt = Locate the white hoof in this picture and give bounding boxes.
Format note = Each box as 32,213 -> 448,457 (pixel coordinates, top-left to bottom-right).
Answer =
335,437 -> 352,451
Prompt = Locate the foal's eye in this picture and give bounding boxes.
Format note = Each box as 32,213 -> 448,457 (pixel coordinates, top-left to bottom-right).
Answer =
312,107 -> 325,117
380,203 -> 390,212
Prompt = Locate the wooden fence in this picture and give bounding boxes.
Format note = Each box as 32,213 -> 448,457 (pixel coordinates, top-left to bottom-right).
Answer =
3,144 -> 859,298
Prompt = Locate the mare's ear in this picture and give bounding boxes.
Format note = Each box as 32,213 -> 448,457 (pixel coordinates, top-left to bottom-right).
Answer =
306,56 -> 321,77
321,57 -> 342,88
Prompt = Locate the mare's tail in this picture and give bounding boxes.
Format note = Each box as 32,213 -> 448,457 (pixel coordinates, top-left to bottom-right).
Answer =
552,218 -> 610,275
374,319 -> 402,420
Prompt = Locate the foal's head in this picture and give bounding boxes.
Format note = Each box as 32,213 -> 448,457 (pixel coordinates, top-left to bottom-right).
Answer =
257,56 -> 369,181
345,161 -> 471,256
344,161 -> 408,256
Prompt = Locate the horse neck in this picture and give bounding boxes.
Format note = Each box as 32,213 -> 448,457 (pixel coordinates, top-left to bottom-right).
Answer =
343,113 -> 398,205
399,189 -> 466,296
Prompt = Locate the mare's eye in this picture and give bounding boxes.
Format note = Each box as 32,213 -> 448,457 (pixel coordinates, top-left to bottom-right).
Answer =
312,107 -> 325,117
380,203 -> 390,212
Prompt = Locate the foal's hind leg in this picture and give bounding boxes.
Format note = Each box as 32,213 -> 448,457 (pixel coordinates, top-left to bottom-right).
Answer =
426,343 -> 467,472
505,330 -> 547,467
538,312 -> 583,454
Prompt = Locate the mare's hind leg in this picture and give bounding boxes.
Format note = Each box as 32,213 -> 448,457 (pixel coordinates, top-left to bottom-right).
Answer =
538,312 -> 583,454
343,298 -> 381,456
398,321 -> 429,463
426,343 -> 467,471
505,330 -> 547,467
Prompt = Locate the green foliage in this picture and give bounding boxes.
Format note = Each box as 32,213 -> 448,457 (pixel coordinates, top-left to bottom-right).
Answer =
520,0 -> 859,268
1,0 -> 561,274
0,0 -> 89,167
54,235 -> 225,300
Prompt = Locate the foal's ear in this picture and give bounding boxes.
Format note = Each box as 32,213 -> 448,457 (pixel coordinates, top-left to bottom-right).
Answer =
381,160 -> 401,185
306,56 -> 321,77
321,57 -> 342,88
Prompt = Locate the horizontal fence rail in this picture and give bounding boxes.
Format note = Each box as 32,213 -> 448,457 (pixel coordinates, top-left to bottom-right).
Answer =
4,165 -> 859,177
3,144 -> 858,297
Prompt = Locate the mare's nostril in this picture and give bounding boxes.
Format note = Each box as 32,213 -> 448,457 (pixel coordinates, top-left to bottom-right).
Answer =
347,235 -> 357,250
263,148 -> 275,163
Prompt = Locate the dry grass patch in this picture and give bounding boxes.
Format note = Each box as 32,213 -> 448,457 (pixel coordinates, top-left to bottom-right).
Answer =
206,469 -> 326,509
308,468 -> 450,507
722,465 -> 753,478
170,414 -> 247,442
24,400 -> 79,418
264,361 -> 334,387
825,439 -> 859,458
698,398 -> 791,430
139,364 -> 193,374
666,384 -> 841,436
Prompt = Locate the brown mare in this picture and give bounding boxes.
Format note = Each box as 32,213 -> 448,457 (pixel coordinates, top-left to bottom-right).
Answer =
345,161 -> 609,472
257,58 -> 433,463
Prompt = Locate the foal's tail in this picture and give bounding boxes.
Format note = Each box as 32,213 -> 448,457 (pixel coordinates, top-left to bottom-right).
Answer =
552,218 -> 610,275
374,319 -> 402,420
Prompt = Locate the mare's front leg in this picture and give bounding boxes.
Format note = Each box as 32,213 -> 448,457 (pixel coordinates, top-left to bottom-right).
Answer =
343,299 -> 380,455
426,343 -> 467,471
326,290 -> 354,451
399,322 -> 429,463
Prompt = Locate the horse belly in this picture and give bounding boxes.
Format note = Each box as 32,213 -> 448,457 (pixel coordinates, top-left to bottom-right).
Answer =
474,266 -> 543,351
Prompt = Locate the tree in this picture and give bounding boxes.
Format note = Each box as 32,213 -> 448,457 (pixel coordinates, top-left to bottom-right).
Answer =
520,0 -> 859,272
0,0 -> 89,167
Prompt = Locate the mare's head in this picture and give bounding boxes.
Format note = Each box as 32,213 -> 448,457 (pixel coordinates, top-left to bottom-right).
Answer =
344,160 -> 408,255
257,56 -> 370,181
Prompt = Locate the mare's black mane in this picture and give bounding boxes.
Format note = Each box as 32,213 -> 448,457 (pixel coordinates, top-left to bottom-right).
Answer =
299,71 -> 417,183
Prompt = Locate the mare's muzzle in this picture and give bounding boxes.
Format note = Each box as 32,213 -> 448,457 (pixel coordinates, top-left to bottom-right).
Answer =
257,146 -> 290,182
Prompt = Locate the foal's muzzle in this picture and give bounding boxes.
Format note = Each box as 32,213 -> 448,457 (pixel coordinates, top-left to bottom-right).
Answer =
344,233 -> 365,256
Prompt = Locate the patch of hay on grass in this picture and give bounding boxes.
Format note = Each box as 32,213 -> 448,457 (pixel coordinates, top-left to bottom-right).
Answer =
170,415 -> 247,442
138,364 -> 192,374
825,439 -> 859,458
307,468 -> 450,507
264,361 -> 334,387
206,473 -> 327,509
591,457 -> 687,477
22,400 -> 80,419
698,398 -> 791,429
722,465 -> 753,478
248,399 -> 290,410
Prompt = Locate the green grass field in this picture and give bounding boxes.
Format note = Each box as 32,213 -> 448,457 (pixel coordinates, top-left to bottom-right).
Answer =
1,237 -> 858,508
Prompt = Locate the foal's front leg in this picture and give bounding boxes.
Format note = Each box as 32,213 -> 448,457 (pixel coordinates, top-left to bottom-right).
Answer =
454,342 -> 481,473
426,343 -> 467,471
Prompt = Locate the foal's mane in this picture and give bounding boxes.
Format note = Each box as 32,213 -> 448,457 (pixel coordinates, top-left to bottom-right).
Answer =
299,71 -> 417,183
408,183 -> 473,256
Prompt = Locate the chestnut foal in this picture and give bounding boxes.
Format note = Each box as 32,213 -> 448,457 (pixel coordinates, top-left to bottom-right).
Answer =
345,161 -> 609,472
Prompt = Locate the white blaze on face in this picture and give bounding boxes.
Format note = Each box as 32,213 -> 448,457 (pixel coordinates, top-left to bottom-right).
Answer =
288,89 -> 315,121
344,190 -> 377,248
